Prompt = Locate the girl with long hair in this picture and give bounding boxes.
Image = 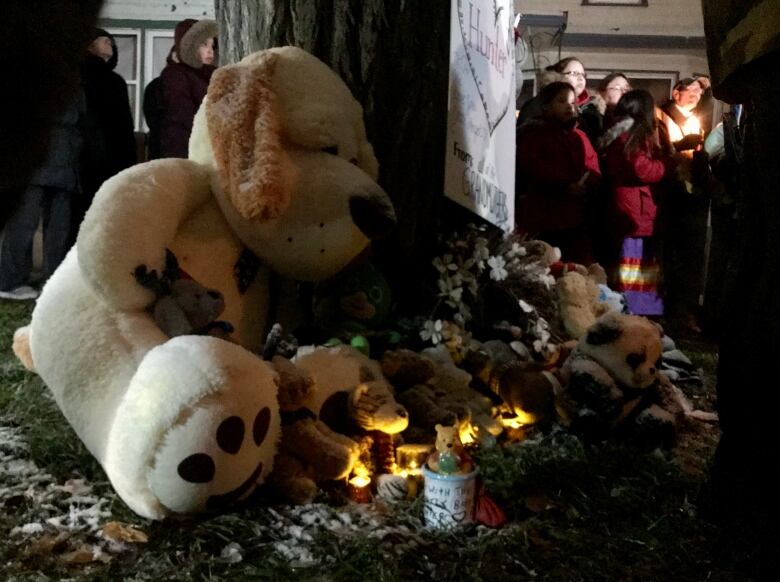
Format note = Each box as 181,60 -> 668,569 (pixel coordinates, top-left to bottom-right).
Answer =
599,89 -> 674,316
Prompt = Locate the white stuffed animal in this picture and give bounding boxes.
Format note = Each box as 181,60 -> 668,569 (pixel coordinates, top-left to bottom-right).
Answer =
15,47 -> 395,520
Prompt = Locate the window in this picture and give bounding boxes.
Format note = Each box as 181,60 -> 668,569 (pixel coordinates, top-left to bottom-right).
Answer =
143,30 -> 175,130
108,28 -> 142,131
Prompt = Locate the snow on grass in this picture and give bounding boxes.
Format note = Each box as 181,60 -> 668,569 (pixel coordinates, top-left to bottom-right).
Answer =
0,420 -> 115,544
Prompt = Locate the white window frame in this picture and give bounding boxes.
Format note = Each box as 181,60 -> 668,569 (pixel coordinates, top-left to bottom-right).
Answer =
143,29 -> 175,131
107,27 -> 142,131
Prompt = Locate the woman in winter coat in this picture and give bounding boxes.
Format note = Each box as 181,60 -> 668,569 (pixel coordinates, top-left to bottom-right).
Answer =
518,58 -> 606,144
597,72 -> 631,134
599,89 -> 675,317
515,82 -> 601,264
159,19 -> 218,158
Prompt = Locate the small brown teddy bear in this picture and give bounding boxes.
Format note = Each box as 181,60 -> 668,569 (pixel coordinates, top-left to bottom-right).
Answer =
269,347 -> 409,504
268,356 -> 361,504
557,311 -> 683,446
556,270 -> 609,340
380,349 -> 437,391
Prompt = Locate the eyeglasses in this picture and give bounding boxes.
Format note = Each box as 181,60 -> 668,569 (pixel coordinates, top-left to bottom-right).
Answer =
563,71 -> 586,80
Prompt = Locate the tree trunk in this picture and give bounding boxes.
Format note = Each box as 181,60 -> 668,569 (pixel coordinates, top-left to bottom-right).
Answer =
215,0 -> 451,307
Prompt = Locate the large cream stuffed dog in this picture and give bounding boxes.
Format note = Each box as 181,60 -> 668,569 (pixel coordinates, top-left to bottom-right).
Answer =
17,47 -> 395,520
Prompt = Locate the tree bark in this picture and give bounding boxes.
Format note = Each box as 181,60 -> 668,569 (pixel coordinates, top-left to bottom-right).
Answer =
215,0 -> 451,306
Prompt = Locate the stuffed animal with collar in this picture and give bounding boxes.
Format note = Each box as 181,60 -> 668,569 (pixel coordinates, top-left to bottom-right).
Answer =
269,346 -> 409,504
15,47 -> 395,519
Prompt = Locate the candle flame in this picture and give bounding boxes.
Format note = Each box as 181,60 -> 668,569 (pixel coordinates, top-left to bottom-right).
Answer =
682,115 -> 701,136
348,475 -> 371,488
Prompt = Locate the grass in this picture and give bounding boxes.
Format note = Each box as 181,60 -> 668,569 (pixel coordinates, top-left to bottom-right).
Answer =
0,300 -> 751,581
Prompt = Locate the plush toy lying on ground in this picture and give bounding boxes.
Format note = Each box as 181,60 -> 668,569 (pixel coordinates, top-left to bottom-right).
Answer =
13,47 -> 395,519
557,312 -> 696,446
269,346 -> 409,504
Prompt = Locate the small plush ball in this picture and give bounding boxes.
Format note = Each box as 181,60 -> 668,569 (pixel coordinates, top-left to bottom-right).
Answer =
350,335 -> 370,356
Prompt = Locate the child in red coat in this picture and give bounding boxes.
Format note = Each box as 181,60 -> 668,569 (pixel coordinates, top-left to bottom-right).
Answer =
515,82 -> 601,265
599,90 -> 674,316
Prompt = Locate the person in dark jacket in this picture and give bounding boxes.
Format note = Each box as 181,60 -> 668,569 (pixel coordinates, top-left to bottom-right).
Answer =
515,82 -> 602,264
518,58 -> 606,145
142,76 -> 164,160
0,91 -> 86,300
599,90 -> 675,316
159,18 -> 218,158
79,28 -> 137,233
0,0 -> 102,228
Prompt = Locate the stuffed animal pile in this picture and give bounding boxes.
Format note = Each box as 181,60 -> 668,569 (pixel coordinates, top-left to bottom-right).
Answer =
13,47 -> 395,519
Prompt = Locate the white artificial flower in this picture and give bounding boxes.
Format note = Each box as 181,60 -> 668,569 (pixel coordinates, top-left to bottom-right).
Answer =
540,272 -> 556,289
420,320 -> 443,344
488,255 -> 508,281
518,299 -> 534,313
509,242 -> 527,257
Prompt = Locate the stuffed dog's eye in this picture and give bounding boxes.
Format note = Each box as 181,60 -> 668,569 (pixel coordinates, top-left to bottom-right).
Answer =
626,352 -> 646,370
322,146 -> 339,156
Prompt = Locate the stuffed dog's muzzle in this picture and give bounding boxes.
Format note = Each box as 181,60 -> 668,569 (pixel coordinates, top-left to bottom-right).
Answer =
349,183 -> 396,240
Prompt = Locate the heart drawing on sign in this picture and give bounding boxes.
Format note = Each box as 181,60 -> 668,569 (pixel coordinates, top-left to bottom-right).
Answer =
457,0 -> 514,135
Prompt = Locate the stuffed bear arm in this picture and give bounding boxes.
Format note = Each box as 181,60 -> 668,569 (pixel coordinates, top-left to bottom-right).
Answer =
77,159 -> 214,311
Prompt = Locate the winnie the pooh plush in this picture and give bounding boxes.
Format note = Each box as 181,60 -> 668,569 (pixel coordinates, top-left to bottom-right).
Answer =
427,423 -> 474,475
14,47 -> 395,519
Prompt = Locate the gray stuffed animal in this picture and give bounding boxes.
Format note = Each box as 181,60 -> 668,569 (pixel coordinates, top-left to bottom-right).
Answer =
134,250 -> 234,338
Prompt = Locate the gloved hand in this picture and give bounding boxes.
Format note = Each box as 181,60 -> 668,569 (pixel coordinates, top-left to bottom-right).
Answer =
675,133 -> 704,152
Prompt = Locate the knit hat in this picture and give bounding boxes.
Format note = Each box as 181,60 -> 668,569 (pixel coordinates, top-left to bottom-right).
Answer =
174,18 -> 218,69
92,28 -> 111,41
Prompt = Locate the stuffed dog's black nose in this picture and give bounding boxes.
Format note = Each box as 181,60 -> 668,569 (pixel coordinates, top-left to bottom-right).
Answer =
349,186 -> 396,240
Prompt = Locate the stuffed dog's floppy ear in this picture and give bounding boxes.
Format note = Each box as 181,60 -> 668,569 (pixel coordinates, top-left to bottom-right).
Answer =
206,52 -> 290,222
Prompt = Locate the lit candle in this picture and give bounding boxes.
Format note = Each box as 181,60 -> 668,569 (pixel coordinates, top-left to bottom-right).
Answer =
347,474 -> 371,503
682,114 -> 701,136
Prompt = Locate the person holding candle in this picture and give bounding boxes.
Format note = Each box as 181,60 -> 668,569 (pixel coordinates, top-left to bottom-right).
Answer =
656,76 -> 712,334
660,77 -> 708,153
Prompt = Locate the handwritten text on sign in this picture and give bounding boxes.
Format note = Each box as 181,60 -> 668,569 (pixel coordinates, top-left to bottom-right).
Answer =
445,0 -> 515,231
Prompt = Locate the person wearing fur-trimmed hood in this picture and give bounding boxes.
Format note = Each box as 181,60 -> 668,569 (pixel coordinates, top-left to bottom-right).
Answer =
598,90 -> 675,317
159,18 -> 218,158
